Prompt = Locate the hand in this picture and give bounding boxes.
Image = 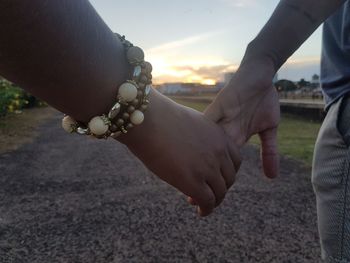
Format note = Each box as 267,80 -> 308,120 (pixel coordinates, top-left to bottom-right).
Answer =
119,90 -> 241,216
205,58 -> 280,178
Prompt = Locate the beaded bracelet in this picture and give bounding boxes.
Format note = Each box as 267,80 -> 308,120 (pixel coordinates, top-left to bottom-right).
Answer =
61,34 -> 152,139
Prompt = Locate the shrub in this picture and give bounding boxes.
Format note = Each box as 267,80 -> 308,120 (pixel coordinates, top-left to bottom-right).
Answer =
0,78 -> 42,117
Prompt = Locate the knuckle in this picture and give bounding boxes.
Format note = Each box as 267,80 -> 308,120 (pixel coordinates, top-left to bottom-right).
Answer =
202,154 -> 218,171
201,194 -> 216,207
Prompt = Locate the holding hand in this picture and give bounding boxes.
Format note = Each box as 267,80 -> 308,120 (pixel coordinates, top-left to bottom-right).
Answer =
120,90 -> 241,216
205,58 -> 280,178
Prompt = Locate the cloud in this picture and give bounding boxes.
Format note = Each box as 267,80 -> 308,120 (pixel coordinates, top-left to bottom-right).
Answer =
146,31 -> 222,54
284,56 -> 320,66
219,0 -> 259,8
145,31 -> 235,84
279,56 -> 321,81
176,64 -> 237,79
152,63 -> 238,84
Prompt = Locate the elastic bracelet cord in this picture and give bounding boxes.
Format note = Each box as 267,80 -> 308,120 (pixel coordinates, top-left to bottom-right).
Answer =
62,34 -> 153,139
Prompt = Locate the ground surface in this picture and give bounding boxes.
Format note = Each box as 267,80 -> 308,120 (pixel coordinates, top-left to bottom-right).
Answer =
0,111 -> 320,263
0,107 -> 55,154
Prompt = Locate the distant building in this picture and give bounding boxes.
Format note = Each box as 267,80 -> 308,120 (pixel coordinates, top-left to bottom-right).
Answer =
158,83 -> 190,94
158,83 -> 222,95
311,74 -> 320,87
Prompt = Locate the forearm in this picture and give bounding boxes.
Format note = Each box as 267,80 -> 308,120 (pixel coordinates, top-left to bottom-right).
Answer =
0,0 -> 131,122
242,0 -> 346,72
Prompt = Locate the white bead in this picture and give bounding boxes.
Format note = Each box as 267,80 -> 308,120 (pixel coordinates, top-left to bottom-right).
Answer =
130,110 -> 144,125
118,82 -> 138,102
127,46 -> 144,64
88,116 -> 109,136
62,116 -> 77,133
144,62 -> 153,73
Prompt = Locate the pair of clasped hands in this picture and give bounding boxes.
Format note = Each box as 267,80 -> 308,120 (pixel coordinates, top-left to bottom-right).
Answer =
122,57 -> 281,217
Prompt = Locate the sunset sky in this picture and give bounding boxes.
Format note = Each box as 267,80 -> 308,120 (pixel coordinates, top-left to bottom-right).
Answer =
90,0 -> 323,84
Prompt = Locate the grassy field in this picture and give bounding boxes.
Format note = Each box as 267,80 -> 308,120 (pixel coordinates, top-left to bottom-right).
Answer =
174,98 -> 321,166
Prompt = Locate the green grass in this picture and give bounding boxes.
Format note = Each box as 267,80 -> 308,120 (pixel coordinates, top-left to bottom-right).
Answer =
173,98 -> 321,166
250,116 -> 321,166
173,99 -> 209,112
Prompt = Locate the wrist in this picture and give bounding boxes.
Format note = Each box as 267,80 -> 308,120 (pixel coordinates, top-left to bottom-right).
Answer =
117,89 -> 170,150
234,54 -> 276,92
241,40 -> 281,74
222,48 -> 276,105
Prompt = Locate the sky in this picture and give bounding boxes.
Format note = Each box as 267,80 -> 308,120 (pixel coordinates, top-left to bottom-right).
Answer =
90,0 -> 323,84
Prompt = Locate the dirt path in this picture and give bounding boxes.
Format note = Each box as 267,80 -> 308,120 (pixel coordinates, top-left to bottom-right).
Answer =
0,112 -> 320,263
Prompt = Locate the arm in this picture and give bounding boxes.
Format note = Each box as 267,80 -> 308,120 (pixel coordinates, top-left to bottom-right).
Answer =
0,0 -> 130,122
244,0 -> 346,71
0,0 -> 240,216
205,0 -> 345,178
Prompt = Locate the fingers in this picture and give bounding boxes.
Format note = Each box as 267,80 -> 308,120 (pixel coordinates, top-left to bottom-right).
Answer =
207,176 -> 227,207
187,196 -> 197,206
204,101 -> 222,122
187,141 -> 241,213
222,138 -> 241,188
259,127 -> 279,178
188,163 -> 234,213
193,183 -> 216,217
226,139 -> 242,171
220,157 -> 236,189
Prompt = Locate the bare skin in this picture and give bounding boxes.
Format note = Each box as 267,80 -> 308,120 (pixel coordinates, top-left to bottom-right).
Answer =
205,0 -> 346,179
121,90 -> 240,216
0,0 -> 240,216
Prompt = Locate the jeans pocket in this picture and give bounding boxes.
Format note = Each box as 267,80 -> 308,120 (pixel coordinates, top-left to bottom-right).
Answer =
337,95 -> 350,146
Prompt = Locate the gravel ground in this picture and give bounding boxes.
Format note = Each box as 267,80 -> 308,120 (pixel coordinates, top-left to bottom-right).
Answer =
0,112 -> 320,263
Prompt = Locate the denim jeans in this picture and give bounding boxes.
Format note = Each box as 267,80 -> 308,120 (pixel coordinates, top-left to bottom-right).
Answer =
312,95 -> 350,262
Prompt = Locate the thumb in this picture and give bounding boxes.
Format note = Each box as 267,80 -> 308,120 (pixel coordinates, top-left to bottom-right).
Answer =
259,127 -> 279,178
204,101 -> 222,122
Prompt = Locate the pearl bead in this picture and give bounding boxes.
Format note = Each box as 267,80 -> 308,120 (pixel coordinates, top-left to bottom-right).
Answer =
110,124 -> 118,132
140,75 -> 148,84
116,119 -> 125,127
140,104 -> 148,112
144,62 -> 153,73
130,110 -> 144,125
127,106 -> 135,113
127,46 -> 144,64
62,116 -> 77,133
122,112 -> 130,120
132,99 -> 139,106
88,116 -> 109,136
137,90 -> 143,97
118,82 -> 138,102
